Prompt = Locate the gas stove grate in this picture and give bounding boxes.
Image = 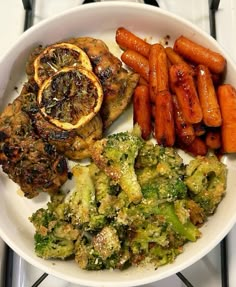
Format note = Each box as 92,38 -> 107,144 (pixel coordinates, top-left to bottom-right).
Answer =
5,1 -> 228,286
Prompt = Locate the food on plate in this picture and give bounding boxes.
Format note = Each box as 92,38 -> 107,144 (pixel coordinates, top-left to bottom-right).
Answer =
68,37 -> 140,129
154,90 -> 175,146
173,35 -> 226,74
196,65 -> 222,127
185,155 -> 227,215
205,129 -> 221,150
165,46 -> 194,74
33,42 -> 93,87
149,43 -> 169,103
121,49 -> 149,82
169,63 -> 203,124
116,27 -> 151,58
0,36 -> 139,196
218,84 -> 236,153
133,85 -> 152,140
37,66 -> 103,130
0,83 -> 68,198
116,27 -> 236,155
0,27 -> 232,273
172,94 -> 195,146
90,130 -> 143,204
30,130 -> 227,269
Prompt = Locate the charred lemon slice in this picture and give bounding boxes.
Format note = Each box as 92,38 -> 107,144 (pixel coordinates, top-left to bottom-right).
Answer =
34,43 -> 92,86
37,66 -> 103,130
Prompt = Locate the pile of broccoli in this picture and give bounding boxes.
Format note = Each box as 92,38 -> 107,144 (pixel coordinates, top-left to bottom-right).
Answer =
30,130 -> 227,270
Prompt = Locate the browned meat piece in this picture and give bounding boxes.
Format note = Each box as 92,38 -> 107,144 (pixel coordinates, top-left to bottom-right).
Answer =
70,37 -> 139,128
21,83 -> 103,160
0,84 -> 68,198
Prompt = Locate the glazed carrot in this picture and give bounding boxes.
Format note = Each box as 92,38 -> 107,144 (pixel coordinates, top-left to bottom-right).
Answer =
121,50 -> 149,81
218,84 -> 236,153
193,122 -> 206,136
154,90 -> 175,147
138,76 -> 149,86
179,137 -> 208,156
169,64 -> 203,124
205,129 -> 221,150
165,46 -> 194,75
149,43 -> 169,102
173,35 -> 226,74
197,65 -> 222,127
116,27 -> 151,58
151,104 -> 156,119
133,85 -> 152,140
172,95 -> 195,145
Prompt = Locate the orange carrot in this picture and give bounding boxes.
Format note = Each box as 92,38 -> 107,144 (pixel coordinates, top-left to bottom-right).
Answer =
133,85 -> 152,140
205,129 -> 221,150
197,65 -> 222,127
173,35 -> 226,74
149,44 -> 169,102
172,95 -> 195,145
165,46 -> 194,75
121,49 -> 149,81
193,122 -> 206,136
154,90 -> 175,146
116,27 -> 151,58
179,137 -> 208,156
217,84 -> 236,153
138,76 -> 149,86
169,63 -> 203,124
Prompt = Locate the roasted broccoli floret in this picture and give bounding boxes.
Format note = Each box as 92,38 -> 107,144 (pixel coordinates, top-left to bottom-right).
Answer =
185,155 -> 227,215
91,132 -> 144,204
136,141 -> 187,202
117,201 -> 200,242
30,204 -> 79,259
65,164 -> 107,230
75,226 -> 124,270
140,176 -> 187,202
136,141 -> 185,176
29,131 -> 227,270
34,233 -> 75,259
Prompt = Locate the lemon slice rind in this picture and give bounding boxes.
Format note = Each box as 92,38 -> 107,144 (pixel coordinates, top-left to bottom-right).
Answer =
34,42 -> 92,87
37,67 -> 103,131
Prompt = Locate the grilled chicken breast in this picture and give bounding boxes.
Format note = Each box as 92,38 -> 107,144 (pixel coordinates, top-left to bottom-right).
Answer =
70,37 -> 140,128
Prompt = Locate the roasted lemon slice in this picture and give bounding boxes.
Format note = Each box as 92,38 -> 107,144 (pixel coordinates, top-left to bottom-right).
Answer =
34,43 -> 92,86
37,66 -> 103,130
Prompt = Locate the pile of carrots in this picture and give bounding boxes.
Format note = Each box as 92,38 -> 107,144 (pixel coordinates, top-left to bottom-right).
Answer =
115,27 -> 236,156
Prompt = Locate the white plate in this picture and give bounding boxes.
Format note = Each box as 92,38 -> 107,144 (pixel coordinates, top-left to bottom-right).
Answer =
0,2 -> 236,287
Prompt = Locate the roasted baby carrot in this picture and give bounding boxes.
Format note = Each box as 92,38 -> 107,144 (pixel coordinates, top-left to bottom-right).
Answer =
197,65 -> 222,127
169,64 -> 203,124
193,122 -> 206,136
217,84 -> 236,153
149,43 -> 169,102
133,85 -> 152,140
154,90 -> 175,147
138,76 -> 149,86
179,137 -> 208,157
121,49 -> 149,81
116,27 -> 151,58
173,35 -> 226,74
172,95 -> 195,145
165,46 -> 194,75
205,129 -> 221,150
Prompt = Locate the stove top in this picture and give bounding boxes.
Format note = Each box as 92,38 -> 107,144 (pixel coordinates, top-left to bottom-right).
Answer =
1,1 -> 236,287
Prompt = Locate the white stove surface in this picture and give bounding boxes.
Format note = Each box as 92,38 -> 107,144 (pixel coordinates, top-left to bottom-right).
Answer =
0,0 -> 236,287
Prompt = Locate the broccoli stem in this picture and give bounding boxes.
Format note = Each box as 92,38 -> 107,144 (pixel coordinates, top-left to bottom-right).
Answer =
120,164 -> 142,204
139,202 -> 200,242
157,203 -> 200,242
